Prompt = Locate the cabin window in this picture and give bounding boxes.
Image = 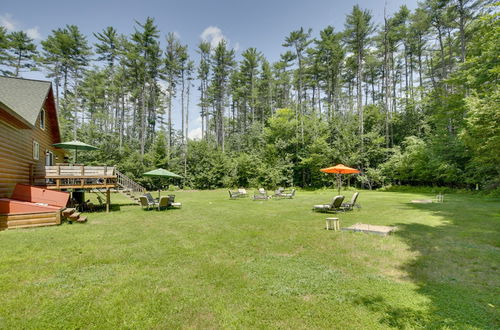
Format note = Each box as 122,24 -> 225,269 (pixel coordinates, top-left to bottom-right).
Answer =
40,109 -> 45,129
33,141 -> 40,160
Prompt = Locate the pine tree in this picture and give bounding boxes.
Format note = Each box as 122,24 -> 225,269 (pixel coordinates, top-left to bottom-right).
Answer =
210,40 -> 235,152
283,27 -> 312,144
344,5 -> 375,160
6,31 -> 37,77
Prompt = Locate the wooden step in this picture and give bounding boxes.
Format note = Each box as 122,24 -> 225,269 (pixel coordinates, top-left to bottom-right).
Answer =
76,216 -> 87,223
62,208 -> 76,217
68,212 -> 81,220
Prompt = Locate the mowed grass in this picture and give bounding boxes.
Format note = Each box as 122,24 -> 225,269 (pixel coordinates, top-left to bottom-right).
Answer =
0,189 -> 498,329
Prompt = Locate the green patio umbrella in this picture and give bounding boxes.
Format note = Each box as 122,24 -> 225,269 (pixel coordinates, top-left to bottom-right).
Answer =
143,168 -> 183,199
52,140 -> 98,163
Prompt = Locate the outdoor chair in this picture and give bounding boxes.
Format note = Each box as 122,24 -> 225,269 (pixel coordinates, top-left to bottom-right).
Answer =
340,192 -> 360,211
253,189 -> 269,200
158,196 -> 169,211
145,193 -> 158,204
281,188 -> 296,199
229,190 -> 240,199
313,195 -> 345,213
168,195 -> 182,209
273,189 -> 285,198
140,196 -> 156,210
237,188 -> 248,197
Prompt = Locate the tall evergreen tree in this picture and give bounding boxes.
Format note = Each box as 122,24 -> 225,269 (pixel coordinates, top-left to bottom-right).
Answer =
344,5 -> 375,159
210,40 -> 234,152
6,31 -> 37,77
283,27 -> 312,144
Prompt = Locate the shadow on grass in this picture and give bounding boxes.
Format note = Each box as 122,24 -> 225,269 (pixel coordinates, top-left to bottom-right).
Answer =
364,197 -> 500,328
353,295 -> 429,328
84,204 -> 131,213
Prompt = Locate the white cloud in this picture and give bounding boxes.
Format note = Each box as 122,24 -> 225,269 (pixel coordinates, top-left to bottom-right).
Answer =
195,116 -> 202,124
25,26 -> 41,40
188,127 -> 202,140
173,31 -> 181,39
234,42 -> 240,52
0,14 -> 42,40
200,26 -> 227,48
0,13 -> 18,31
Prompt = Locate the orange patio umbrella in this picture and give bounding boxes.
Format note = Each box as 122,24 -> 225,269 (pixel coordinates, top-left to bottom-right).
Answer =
320,164 -> 360,195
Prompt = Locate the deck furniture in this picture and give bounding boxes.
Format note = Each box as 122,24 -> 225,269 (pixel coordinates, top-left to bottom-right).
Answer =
253,188 -> 269,200
229,190 -> 240,199
139,196 -> 155,210
313,195 -> 345,213
237,188 -> 248,197
158,196 -> 170,210
145,193 -> 158,204
325,217 -> 340,231
167,195 -> 182,209
272,188 -> 285,198
340,192 -> 359,211
436,194 -> 444,203
281,189 -> 296,199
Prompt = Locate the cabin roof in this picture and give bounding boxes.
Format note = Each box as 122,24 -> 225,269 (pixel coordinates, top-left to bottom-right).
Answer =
0,76 -> 52,126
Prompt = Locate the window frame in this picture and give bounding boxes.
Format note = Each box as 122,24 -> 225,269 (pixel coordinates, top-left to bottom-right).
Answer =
40,108 -> 45,130
33,140 -> 40,160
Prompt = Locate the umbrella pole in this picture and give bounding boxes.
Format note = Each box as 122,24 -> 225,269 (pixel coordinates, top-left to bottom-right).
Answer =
74,147 -> 78,164
340,175 -> 342,195
337,174 -> 341,195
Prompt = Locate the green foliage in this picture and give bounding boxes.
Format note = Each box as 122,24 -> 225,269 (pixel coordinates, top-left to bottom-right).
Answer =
186,140 -> 232,189
9,1 -> 493,191
461,90 -> 500,187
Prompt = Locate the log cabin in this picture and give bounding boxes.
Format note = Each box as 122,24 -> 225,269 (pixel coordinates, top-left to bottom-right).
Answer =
0,76 -> 145,229
0,76 -> 65,198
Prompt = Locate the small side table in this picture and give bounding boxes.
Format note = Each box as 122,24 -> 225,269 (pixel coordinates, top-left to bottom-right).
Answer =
326,217 -> 340,231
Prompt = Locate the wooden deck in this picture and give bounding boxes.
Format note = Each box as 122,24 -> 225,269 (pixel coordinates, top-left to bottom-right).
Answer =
35,165 -> 117,190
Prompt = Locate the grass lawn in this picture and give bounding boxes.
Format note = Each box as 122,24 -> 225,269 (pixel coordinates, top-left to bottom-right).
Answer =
0,189 -> 498,329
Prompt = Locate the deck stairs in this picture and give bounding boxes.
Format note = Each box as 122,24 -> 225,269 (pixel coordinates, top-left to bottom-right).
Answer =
115,170 -> 146,204
62,208 -> 87,223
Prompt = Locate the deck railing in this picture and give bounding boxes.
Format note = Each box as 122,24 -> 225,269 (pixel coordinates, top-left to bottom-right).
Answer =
116,169 -> 146,193
35,165 -> 117,189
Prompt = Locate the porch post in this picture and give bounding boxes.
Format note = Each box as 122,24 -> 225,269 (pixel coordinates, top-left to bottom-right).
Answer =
106,188 -> 110,213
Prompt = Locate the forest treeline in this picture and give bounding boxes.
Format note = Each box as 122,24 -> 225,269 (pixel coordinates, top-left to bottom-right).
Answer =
0,1 -> 498,190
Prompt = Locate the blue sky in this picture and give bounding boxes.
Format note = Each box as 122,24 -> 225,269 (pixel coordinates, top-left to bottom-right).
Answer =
1,0 -> 419,138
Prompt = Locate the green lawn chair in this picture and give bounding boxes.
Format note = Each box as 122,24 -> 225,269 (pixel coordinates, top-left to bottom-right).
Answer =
313,195 -> 344,213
